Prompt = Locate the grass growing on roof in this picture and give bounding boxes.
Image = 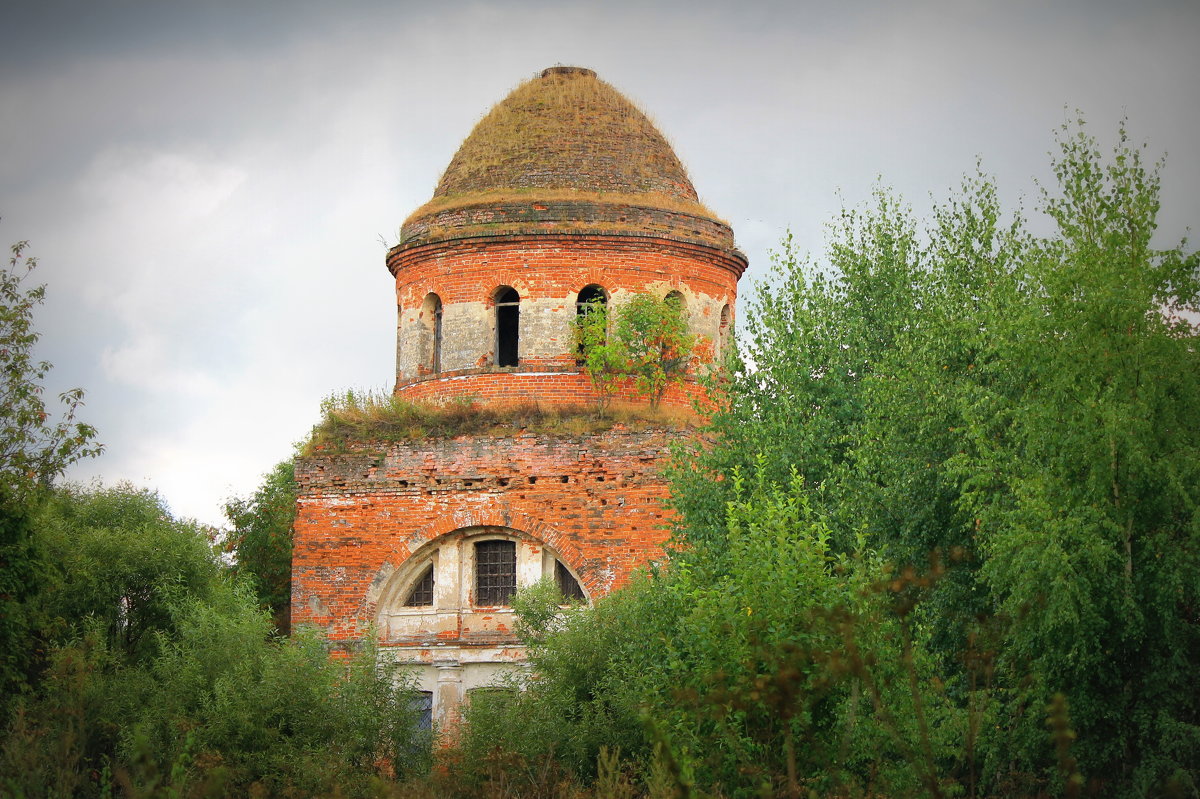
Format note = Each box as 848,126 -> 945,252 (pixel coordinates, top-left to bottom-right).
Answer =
403,187 -> 725,232
302,389 -> 701,454
428,69 -> 703,207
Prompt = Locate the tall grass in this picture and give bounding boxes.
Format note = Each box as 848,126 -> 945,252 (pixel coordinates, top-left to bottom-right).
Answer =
303,389 -> 700,454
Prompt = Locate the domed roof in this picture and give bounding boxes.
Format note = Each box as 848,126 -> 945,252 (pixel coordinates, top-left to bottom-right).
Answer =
398,67 -> 736,252
435,66 -> 698,201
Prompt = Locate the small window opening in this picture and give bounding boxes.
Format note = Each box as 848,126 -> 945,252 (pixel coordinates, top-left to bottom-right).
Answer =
575,285 -> 608,362
556,561 -> 585,601
665,290 -> 687,319
404,564 -> 435,607
469,687 -> 516,711
494,287 -> 520,367
411,690 -> 433,731
718,304 -> 731,357
576,285 -> 608,316
420,293 -> 443,374
475,540 -> 516,605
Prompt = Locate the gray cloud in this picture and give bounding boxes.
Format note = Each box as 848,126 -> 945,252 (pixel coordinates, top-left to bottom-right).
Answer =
2,0 -> 1196,524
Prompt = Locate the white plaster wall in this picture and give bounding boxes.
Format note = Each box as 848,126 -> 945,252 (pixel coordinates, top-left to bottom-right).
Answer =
395,287 -> 734,382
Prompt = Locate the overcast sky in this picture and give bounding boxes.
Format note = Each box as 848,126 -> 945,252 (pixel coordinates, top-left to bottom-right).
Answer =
2,0 -> 1197,526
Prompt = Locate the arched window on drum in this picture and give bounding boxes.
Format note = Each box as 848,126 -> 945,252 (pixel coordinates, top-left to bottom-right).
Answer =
419,293 -> 443,375
575,284 -> 608,362
493,286 -> 520,367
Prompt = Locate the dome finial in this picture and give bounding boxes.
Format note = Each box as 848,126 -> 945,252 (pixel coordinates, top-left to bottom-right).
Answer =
540,65 -> 596,78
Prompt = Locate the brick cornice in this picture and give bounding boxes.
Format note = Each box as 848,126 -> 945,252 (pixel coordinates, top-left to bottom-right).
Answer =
386,230 -> 748,280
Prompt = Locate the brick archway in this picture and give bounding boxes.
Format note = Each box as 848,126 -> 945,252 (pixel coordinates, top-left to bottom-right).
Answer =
400,506 -> 586,581
363,505 -> 594,621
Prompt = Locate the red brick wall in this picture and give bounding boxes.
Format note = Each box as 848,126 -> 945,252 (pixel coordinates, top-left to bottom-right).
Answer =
389,233 -> 743,406
394,369 -> 706,410
389,233 -> 744,304
291,426 -> 680,646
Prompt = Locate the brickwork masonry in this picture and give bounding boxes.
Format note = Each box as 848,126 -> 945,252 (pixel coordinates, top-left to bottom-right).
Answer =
291,425 -> 679,649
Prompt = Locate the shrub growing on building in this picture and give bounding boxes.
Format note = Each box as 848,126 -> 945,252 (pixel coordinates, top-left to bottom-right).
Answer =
574,292 -> 698,408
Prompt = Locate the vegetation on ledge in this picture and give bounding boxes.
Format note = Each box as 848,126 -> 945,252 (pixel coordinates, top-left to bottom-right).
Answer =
301,389 -> 702,455
402,187 -> 725,233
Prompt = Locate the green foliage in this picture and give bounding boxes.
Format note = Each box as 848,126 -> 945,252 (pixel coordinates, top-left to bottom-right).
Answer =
35,484 -> 223,663
306,388 -> 699,453
1,483 -> 428,798
955,122 -> 1200,794
0,240 -> 101,722
611,294 -> 696,408
0,241 -> 102,503
573,293 -> 698,409
573,301 -> 625,409
668,119 -> 1199,796
456,576 -> 666,789
509,576 -> 583,645
454,471 -> 973,798
457,118 -> 1198,798
223,461 -> 296,632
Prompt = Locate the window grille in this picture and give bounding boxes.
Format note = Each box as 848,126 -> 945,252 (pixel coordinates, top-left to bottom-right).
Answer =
404,564 -> 435,607
556,560 -> 585,601
411,690 -> 433,731
475,540 -> 516,605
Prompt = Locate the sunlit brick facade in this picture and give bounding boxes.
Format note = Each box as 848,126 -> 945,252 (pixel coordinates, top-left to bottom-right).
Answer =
291,66 -> 745,729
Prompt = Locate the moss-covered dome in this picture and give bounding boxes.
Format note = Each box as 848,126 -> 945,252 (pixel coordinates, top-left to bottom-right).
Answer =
398,67 -> 736,251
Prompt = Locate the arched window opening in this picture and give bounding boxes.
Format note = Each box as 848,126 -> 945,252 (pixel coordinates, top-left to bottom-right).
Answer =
555,560 -> 585,601
420,293 -> 443,374
664,290 -> 687,318
494,287 -> 520,367
719,304 -> 732,357
395,303 -> 404,376
475,539 -> 516,605
404,564 -> 435,607
575,285 -> 608,362
576,284 -> 608,313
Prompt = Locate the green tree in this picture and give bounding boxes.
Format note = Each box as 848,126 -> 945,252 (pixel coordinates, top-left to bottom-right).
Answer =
954,124 -> 1200,793
574,292 -> 699,409
669,120 -> 1199,795
35,484 -> 223,662
615,293 -> 696,408
0,240 -> 101,719
3,483 -> 425,798
467,118 -> 1198,798
223,460 -> 297,633
0,241 -> 101,501
572,299 -> 625,409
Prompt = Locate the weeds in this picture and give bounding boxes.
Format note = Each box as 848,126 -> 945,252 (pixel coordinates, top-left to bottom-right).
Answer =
404,188 -> 724,234
302,389 -> 700,454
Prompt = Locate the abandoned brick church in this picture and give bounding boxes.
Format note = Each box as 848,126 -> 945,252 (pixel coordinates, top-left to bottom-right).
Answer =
290,66 -> 746,728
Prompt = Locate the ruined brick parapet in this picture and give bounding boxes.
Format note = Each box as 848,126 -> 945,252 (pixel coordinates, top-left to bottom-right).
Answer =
392,368 -> 706,410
